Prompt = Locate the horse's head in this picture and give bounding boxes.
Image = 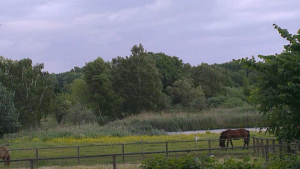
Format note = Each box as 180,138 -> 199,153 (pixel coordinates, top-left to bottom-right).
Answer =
219,132 -> 226,148
0,146 -> 10,166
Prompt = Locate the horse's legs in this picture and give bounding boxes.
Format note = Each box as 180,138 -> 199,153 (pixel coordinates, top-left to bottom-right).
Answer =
230,140 -> 233,148
2,157 -> 6,166
243,140 -> 246,148
243,138 -> 249,150
226,140 -> 229,150
247,140 -> 249,148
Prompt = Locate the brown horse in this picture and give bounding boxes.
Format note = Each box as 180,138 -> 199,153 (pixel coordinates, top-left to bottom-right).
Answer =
219,129 -> 250,149
0,146 -> 10,166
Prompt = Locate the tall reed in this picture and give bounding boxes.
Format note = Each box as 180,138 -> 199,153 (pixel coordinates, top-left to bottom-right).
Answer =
4,106 -> 267,140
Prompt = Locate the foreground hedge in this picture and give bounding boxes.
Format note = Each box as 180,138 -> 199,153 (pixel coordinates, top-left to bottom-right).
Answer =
141,154 -> 300,169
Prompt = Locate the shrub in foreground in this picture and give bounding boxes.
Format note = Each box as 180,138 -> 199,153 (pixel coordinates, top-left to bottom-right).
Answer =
141,154 -> 300,169
266,154 -> 300,169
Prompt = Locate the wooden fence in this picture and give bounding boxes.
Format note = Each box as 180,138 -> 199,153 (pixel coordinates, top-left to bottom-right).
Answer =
6,137 -> 285,160
7,138 -> 217,160
1,137 -> 299,169
1,143 -> 299,169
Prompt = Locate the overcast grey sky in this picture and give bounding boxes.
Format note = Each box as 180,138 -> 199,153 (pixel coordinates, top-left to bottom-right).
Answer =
1,0 -> 299,73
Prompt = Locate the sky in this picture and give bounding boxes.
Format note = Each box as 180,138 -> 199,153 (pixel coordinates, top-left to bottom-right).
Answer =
1,0 -> 300,74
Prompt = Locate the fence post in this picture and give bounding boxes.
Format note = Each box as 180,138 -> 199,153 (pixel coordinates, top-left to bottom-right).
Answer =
141,138 -> 143,153
272,139 -> 276,153
166,142 -> 168,157
266,139 -> 269,154
208,139 -> 211,155
35,148 -> 39,168
279,140 -> 283,158
122,144 -> 125,163
260,139 -> 264,157
141,138 -> 144,160
265,145 -> 269,162
112,154 -> 117,169
77,146 -> 80,165
256,138 -> 260,156
253,137 -> 256,154
30,159 -> 34,169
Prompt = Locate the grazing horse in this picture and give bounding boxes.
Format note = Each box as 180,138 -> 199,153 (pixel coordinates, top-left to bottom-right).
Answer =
0,146 -> 10,166
258,127 -> 270,135
219,129 -> 250,149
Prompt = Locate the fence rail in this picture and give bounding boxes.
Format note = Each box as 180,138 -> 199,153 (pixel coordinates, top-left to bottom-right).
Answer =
5,137 -> 284,158
1,143 -> 299,169
1,137 -> 299,169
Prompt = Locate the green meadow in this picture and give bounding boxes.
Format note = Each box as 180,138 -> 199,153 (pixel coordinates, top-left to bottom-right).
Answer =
0,107 -> 275,168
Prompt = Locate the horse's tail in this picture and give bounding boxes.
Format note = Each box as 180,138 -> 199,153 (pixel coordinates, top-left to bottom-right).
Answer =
7,154 -> 10,166
247,130 -> 250,143
219,132 -> 226,147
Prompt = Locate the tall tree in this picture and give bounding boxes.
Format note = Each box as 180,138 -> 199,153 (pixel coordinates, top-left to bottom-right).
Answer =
0,57 -> 53,128
0,83 -> 21,137
242,24 -> 300,141
83,57 -> 122,124
166,77 -> 206,110
54,67 -> 83,94
150,53 -> 184,91
111,44 -> 165,114
49,93 -> 71,125
67,78 -> 90,107
190,63 -> 232,98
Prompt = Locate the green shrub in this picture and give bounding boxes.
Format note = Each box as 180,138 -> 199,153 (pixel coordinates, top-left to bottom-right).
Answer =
65,104 -> 96,125
207,96 -> 227,108
221,98 -> 248,108
266,154 -> 300,169
214,157 -> 263,169
141,154 -> 300,169
141,155 -> 214,169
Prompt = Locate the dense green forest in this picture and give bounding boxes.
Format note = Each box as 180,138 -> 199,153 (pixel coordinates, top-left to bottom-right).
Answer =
0,25 -> 299,142
0,44 -> 257,133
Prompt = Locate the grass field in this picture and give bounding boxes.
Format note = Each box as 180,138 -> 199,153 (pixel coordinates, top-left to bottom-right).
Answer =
2,131 -> 275,159
0,106 -> 275,168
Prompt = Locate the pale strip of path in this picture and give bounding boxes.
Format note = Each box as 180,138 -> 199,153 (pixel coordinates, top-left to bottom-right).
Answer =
166,128 -> 268,135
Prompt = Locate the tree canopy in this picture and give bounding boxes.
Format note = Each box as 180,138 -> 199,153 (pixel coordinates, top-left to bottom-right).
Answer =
0,83 -> 21,137
0,57 -> 53,128
111,44 -> 165,114
241,24 -> 300,141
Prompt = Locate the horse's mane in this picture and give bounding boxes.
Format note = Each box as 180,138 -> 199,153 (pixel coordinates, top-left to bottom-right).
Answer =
220,131 -> 227,139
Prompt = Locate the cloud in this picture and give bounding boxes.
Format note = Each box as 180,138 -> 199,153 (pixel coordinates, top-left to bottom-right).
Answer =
108,8 -> 139,23
145,0 -> 172,11
32,1 -> 68,18
17,39 -> 49,53
7,20 -> 67,32
74,14 -> 106,24
0,39 -> 13,49
1,0 -> 299,73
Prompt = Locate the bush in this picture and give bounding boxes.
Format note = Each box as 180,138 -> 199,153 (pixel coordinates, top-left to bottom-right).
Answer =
141,155 -> 211,169
141,154 -> 300,169
221,98 -> 248,108
65,104 -> 96,125
266,154 -> 300,169
207,96 -> 227,108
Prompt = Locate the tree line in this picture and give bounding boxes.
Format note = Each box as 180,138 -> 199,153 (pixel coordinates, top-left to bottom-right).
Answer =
1,24 -> 299,142
0,44 -> 254,132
